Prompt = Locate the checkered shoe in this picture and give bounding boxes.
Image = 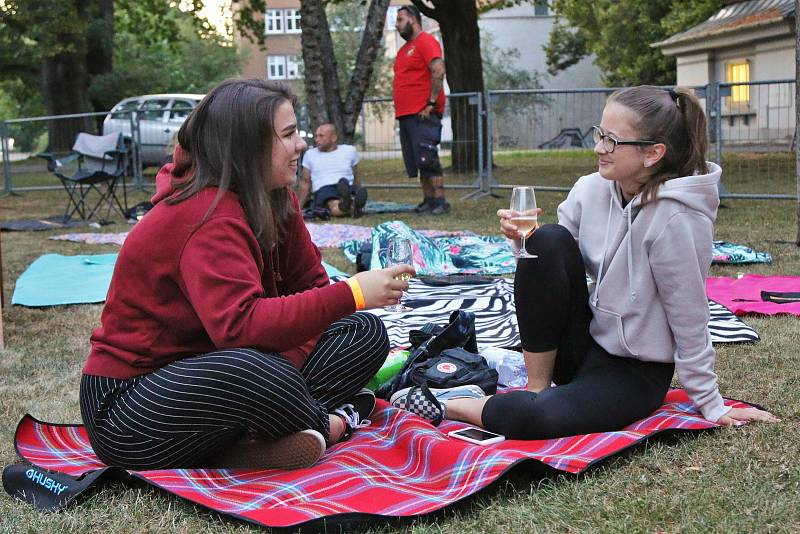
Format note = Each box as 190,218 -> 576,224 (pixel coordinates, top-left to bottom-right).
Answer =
390,384 -> 486,425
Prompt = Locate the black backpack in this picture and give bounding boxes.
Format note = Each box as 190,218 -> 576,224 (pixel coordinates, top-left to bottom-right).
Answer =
375,310 -> 498,401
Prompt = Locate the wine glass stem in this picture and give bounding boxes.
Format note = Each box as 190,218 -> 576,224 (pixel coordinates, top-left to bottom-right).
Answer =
520,235 -> 526,256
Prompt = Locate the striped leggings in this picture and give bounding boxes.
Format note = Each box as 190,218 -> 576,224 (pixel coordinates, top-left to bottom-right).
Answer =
80,312 -> 388,470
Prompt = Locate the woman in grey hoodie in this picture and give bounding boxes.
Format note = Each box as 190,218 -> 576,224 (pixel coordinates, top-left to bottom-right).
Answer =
392,85 -> 778,438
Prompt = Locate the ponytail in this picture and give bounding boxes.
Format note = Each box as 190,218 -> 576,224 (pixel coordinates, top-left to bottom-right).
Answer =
607,85 -> 709,204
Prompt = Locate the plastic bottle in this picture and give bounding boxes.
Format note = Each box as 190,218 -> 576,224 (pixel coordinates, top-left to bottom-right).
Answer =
479,346 -> 528,388
366,348 -> 410,391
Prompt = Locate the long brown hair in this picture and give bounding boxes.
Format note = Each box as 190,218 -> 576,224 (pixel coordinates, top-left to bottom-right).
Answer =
607,85 -> 708,204
168,78 -> 296,250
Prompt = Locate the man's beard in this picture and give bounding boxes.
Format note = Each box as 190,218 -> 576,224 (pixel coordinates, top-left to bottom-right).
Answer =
399,22 -> 413,40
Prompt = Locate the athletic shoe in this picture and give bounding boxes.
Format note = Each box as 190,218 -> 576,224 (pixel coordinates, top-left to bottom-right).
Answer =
336,177 -> 352,213
430,200 -> 451,216
332,387 -> 376,441
390,384 -> 485,423
414,198 -> 433,214
212,429 -> 326,470
352,186 -> 368,218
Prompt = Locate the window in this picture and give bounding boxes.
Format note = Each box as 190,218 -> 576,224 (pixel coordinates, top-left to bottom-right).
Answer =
727,60 -> 750,107
268,56 -> 287,79
169,100 -> 196,121
285,9 -> 301,33
265,9 -> 283,34
286,56 -> 301,79
139,99 -> 170,121
387,6 -> 399,29
112,100 -> 141,113
534,1 -> 549,16
268,55 -> 302,80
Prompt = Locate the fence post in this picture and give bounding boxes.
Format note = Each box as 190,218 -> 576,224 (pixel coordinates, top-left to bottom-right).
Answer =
486,90 -> 496,194
130,112 -> 143,189
715,82 -> 723,165
360,107 -> 367,152
713,82 -> 730,197
476,92 -> 484,193
0,121 -> 11,195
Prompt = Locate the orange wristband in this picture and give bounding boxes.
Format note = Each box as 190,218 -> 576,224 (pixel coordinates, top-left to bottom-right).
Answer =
346,277 -> 366,310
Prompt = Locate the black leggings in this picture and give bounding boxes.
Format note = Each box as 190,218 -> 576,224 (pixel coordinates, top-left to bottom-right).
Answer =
482,225 -> 674,440
80,312 -> 387,470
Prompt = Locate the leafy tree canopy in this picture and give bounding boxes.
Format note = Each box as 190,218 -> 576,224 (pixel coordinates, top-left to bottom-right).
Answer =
0,0 -> 236,117
90,10 -> 243,110
544,0 -> 721,86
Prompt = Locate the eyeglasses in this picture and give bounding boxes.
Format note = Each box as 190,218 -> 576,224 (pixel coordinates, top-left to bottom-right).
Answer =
592,125 -> 656,153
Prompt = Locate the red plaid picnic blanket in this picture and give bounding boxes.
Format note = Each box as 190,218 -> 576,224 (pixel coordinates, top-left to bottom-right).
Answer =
9,390 -> 751,528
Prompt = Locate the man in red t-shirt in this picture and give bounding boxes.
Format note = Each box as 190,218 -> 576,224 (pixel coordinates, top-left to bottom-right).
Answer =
393,5 -> 448,215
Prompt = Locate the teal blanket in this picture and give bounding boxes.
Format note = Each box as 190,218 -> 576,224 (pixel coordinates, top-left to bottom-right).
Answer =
12,253 -> 118,307
12,253 -> 349,307
341,221 -> 516,276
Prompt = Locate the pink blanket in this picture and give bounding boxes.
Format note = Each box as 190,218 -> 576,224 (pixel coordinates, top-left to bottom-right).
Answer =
706,275 -> 800,316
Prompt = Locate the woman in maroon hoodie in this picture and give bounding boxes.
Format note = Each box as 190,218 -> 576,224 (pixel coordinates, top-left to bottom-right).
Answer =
79,79 -> 414,470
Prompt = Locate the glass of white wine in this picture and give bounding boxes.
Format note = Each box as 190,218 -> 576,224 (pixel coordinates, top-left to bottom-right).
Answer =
384,237 -> 414,312
510,186 -> 538,259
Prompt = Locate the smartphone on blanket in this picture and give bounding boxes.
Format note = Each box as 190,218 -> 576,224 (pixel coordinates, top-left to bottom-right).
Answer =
448,427 -> 505,446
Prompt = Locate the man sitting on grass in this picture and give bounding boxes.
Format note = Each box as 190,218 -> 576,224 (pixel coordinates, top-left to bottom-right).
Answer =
298,123 -> 368,218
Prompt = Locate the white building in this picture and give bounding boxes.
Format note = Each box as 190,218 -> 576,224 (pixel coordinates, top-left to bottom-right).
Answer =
478,2 -> 602,89
654,0 -> 795,147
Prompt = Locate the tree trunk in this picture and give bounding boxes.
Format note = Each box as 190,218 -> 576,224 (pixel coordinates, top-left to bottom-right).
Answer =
341,0 -> 391,142
300,0 -> 344,136
415,0 -> 485,173
796,0 -> 800,245
300,0 -> 389,144
85,0 -> 115,131
40,0 -> 113,152
42,51 -> 93,152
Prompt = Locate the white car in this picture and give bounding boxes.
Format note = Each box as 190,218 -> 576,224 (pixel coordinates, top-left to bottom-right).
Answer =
103,94 -> 204,167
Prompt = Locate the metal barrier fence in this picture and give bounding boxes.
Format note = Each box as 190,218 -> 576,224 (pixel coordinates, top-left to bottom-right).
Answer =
1,81 -> 797,201
484,81 -> 797,199
356,92 -> 485,194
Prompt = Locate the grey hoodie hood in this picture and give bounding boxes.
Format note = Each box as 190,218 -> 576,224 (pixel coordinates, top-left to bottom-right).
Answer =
557,162 -> 727,421
591,165 -> 721,306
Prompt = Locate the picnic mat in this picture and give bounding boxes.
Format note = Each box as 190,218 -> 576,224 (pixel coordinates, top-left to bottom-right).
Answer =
706,274 -> 800,316
1,216 -> 93,232
11,253 -> 348,308
50,232 -> 128,246
308,222 -> 461,249
3,389 -> 757,528
712,241 -> 772,264
11,254 -> 117,307
364,200 -> 416,214
373,278 -> 760,349
48,225 -> 462,250
342,220 -> 517,276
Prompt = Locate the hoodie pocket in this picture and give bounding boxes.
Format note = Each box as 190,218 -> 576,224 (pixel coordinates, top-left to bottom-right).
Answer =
589,303 -> 639,357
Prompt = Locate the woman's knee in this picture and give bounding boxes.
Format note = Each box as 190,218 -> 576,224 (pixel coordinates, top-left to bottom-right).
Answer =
481,389 -> 580,440
524,224 -> 574,256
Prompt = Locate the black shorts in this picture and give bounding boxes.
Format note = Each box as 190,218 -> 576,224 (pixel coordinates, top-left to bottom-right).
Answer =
314,183 -> 354,209
398,114 -> 443,179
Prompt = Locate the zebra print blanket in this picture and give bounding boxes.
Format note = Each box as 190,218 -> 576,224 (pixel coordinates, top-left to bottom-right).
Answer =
368,279 -> 759,349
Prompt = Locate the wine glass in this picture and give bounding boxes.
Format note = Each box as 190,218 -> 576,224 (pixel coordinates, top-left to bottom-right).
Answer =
384,237 -> 414,312
510,186 -> 538,259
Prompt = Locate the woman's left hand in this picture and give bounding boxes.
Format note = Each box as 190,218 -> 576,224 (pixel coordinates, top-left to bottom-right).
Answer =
716,406 -> 780,426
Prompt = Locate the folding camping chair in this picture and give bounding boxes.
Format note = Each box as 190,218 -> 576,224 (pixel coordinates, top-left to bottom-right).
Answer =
38,132 -> 128,222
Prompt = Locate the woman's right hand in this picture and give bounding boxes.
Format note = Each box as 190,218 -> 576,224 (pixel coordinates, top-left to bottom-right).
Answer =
497,208 -> 543,241
352,264 -> 416,309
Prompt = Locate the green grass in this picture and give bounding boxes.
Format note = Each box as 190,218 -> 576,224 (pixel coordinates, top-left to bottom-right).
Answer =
0,153 -> 798,532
